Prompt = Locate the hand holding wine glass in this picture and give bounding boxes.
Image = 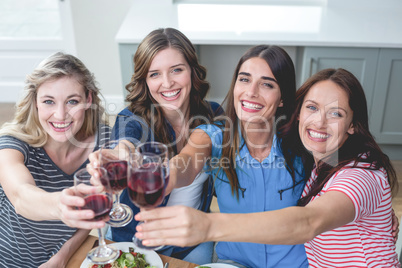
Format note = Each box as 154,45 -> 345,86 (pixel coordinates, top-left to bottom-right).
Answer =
74,167 -> 119,264
128,152 -> 166,250
99,140 -> 133,227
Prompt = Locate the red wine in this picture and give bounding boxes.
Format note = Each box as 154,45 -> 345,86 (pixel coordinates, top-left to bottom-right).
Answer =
82,194 -> 112,220
103,160 -> 128,191
128,164 -> 165,208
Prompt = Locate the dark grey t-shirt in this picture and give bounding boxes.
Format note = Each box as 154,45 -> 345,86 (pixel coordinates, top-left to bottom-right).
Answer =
0,125 -> 110,267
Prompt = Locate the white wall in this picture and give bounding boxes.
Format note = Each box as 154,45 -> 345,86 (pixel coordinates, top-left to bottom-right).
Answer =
70,0 -> 133,114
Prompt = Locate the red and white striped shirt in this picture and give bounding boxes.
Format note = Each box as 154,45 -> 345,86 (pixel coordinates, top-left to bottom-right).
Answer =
303,162 -> 400,267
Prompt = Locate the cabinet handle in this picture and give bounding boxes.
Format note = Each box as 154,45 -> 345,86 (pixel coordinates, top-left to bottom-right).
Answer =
309,58 -> 314,76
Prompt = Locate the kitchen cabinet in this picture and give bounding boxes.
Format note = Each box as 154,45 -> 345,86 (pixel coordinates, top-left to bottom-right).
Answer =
370,48 -> 402,144
299,47 -> 379,115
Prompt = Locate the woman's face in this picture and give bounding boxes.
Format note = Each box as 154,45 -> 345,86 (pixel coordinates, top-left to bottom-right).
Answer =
233,57 -> 283,127
146,47 -> 192,115
36,76 -> 91,143
298,80 -> 354,161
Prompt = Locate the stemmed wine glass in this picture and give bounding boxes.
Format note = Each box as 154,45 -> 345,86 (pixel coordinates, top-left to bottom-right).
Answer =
135,142 -> 169,189
74,167 -> 119,264
128,153 -> 166,250
99,140 -> 133,227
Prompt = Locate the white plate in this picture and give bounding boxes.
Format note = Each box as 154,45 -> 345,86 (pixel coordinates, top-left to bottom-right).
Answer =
80,242 -> 164,268
196,264 -> 239,268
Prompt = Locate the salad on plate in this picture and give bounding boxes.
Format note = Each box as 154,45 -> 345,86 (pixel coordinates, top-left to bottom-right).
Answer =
81,242 -> 162,268
88,247 -> 156,268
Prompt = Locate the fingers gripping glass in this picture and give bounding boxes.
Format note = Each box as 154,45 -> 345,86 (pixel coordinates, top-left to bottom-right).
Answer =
74,167 -> 119,264
99,140 -> 133,227
128,152 -> 166,250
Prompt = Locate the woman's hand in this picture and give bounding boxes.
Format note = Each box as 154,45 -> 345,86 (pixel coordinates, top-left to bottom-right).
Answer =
88,150 -> 101,169
58,187 -> 105,229
135,206 -> 211,248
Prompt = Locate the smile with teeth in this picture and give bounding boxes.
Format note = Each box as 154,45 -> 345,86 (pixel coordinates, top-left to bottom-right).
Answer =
241,101 -> 263,110
51,122 -> 72,129
308,130 -> 330,139
161,89 -> 181,98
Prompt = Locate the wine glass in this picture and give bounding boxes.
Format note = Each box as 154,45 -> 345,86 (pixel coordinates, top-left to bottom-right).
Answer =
74,167 -> 119,264
128,153 -> 166,250
99,140 -> 133,227
135,141 -> 169,189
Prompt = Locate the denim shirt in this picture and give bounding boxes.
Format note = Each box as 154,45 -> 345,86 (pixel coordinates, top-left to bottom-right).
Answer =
197,123 -> 309,268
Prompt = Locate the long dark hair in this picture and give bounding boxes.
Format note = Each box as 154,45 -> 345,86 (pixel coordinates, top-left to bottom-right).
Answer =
218,45 -> 298,198
125,28 -> 214,154
281,68 -> 398,206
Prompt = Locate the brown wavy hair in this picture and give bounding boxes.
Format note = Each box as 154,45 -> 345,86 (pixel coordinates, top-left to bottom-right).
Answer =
217,45 -> 298,198
280,68 -> 398,206
125,28 -> 214,154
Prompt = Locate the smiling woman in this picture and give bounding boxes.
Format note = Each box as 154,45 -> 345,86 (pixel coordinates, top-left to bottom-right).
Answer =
36,76 -> 92,145
298,80 -> 355,161
87,27 -> 222,264
0,52 -> 111,267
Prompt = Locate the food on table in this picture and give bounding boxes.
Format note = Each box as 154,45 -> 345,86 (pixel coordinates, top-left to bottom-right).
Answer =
89,247 -> 156,268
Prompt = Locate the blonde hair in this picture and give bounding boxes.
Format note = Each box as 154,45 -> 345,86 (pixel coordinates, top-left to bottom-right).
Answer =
0,52 -> 105,147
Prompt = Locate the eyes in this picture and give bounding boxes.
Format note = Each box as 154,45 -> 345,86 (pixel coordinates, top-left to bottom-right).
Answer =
305,104 -> 344,118
149,68 -> 184,78
238,76 -> 275,89
42,99 -> 80,105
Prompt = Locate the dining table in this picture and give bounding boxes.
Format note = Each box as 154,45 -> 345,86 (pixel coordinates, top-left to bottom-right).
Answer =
66,234 -> 200,268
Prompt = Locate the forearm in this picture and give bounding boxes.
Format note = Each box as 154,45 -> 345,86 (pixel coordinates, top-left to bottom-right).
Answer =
48,229 -> 90,266
13,184 -> 61,221
207,207 -> 317,245
168,129 -> 212,190
170,154 -> 200,188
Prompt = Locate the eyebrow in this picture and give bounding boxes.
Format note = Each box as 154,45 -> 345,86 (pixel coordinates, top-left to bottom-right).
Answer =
39,94 -> 83,99
148,63 -> 186,73
304,99 -> 349,113
238,72 -> 278,83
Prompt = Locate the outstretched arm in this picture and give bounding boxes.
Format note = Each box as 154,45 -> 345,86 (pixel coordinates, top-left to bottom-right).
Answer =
0,148 -> 105,229
134,190 -> 355,247
167,129 -> 212,193
0,148 -> 63,220
38,229 -> 90,268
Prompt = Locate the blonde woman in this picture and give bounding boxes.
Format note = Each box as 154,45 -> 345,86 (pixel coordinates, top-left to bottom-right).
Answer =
0,52 -> 110,267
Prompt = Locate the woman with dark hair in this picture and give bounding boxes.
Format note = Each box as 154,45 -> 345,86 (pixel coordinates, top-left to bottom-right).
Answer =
136,68 -> 400,267
88,27 -> 222,263
0,52 -> 110,267
133,45 -> 308,267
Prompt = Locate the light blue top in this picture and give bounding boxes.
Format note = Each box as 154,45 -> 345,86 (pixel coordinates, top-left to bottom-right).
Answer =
197,123 -> 308,268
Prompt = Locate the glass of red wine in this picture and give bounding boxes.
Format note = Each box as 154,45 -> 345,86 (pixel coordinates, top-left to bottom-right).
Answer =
74,167 -> 119,264
99,140 -> 133,227
128,153 -> 166,250
135,142 -> 169,189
